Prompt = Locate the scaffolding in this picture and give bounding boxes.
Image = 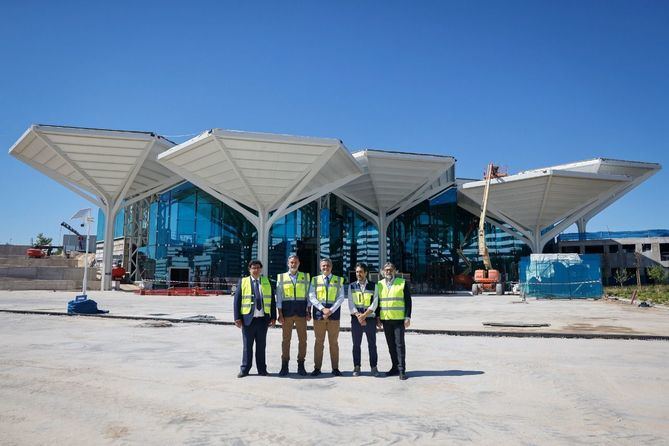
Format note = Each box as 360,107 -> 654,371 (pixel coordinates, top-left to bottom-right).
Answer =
124,197 -> 152,282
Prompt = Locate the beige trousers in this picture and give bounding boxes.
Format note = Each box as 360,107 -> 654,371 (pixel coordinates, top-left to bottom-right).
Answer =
281,315 -> 307,362
312,318 -> 340,370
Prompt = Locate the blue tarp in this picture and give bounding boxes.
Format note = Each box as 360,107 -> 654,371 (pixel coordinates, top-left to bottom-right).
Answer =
519,254 -> 603,299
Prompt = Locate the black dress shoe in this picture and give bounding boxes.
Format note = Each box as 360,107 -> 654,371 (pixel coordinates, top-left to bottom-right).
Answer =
258,370 -> 269,376
399,371 -> 408,380
332,369 -> 342,376
386,368 -> 399,377
310,368 -> 321,377
237,371 -> 249,378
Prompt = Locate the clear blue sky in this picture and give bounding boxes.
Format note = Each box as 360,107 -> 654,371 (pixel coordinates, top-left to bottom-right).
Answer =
1,0 -> 667,244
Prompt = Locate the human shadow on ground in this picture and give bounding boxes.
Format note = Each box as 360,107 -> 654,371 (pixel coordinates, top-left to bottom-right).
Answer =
283,371 -> 348,380
406,370 -> 485,378
279,369 -> 484,379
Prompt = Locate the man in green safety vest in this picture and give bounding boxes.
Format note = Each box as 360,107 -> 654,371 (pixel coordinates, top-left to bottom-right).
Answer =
308,258 -> 346,376
376,262 -> 412,380
233,259 -> 276,378
276,254 -> 311,376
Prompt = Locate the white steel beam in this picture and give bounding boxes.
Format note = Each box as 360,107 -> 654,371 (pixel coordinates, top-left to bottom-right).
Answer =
123,177 -> 184,207
457,197 -> 534,249
13,153 -> 104,208
33,131 -> 111,202
157,159 -> 259,225
213,136 -> 264,212
386,169 -> 452,223
101,205 -> 116,290
458,194 -> 538,251
538,182 -> 633,251
333,192 -> 379,225
111,139 -> 156,214
266,146 -> 338,227
578,167 -> 660,225
272,172 -> 364,224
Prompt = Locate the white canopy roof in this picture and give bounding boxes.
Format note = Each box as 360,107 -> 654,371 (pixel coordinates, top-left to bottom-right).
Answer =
157,129 -> 363,220
157,128 -> 363,271
459,158 -> 661,252
9,125 -> 180,210
9,124 -> 182,290
337,149 -> 456,217
335,149 -> 456,266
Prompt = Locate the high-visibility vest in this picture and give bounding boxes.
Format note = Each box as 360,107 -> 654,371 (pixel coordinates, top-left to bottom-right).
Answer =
351,283 -> 374,312
312,275 -> 343,306
378,277 -> 406,320
240,276 -> 272,315
276,272 -> 310,301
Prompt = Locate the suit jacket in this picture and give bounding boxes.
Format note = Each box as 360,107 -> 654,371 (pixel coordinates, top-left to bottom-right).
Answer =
233,276 -> 277,326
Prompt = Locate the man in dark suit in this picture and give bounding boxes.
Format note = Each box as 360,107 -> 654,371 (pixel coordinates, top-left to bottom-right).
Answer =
233,259 -> 276,377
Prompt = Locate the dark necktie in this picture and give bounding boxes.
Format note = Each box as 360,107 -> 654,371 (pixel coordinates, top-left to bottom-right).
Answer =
253,279 -> 262,311
324,275 -> 330,295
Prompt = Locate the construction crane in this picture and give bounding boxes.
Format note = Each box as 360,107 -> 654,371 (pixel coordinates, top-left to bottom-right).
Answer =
60,221 -> 83,237
472,163 -> 505,295
60,221 -> 87,253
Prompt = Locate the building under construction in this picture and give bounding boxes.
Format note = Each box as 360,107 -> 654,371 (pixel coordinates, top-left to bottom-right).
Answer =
8,125 -> 661,292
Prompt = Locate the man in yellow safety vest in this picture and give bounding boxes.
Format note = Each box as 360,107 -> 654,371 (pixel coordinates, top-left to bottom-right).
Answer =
308,258 -> 346,376
233,259 -> 276,378
276,254 -> 311,376
376,262 -> 412,380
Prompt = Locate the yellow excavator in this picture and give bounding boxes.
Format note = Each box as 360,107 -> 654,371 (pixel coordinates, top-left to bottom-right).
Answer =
472,162 -> 505,295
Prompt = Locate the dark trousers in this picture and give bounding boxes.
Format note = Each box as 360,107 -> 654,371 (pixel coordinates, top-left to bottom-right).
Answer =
351,316 -> 378,367
241,318 -> 269,373
382,320 -> 406,372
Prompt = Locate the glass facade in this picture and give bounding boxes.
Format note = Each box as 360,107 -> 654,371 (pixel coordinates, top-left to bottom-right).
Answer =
387,189 -> 457,293
319,194 -> 380,283
268,202 -> 319,279
141,183 -> 257,288
98,182 -> 531,293
96,208 -> 125,241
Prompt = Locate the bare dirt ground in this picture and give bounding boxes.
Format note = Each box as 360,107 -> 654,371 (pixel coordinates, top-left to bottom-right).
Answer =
1,312 -> 668,445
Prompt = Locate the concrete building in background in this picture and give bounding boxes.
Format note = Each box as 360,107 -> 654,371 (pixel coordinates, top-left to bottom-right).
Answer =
557,230 -> 669,285
8,125 -> 662,292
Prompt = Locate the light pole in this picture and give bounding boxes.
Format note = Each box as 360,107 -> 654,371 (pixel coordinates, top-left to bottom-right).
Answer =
72,208 -> 93,297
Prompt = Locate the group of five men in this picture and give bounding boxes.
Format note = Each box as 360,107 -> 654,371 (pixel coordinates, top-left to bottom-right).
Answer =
233,255 -> 412,380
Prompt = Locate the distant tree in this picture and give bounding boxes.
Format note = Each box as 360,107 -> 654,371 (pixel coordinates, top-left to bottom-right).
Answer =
33,233 -> 52,247
614,268 -> 630,288
648,265 -> 667,285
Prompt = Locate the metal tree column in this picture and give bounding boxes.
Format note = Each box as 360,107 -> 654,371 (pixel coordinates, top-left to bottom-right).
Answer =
257,215 -> 269,275
101,206 -> 116,291
576,218 -> 588,237
378,213 -> 388,269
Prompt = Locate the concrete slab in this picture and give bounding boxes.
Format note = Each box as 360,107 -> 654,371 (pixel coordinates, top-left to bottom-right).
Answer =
0,312 -> 667,445
0,290 -> 668,337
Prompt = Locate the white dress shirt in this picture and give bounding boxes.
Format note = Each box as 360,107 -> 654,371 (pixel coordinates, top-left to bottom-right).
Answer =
308,273 -> 346,312
251,277 -> 265,318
